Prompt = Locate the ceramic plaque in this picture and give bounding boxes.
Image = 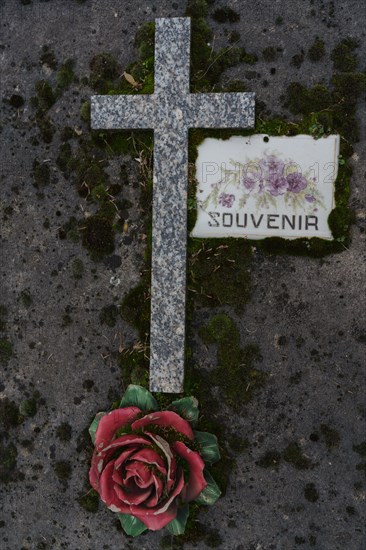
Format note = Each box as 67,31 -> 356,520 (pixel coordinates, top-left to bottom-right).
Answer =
191,134 -> 340,240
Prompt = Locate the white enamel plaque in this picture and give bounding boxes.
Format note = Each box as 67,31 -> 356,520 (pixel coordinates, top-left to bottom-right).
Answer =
191,134 -> 340,240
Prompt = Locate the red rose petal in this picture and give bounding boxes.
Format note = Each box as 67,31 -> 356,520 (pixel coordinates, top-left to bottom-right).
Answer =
144,475 -> 164,507
114,484 -> 152,506
147,433 -> 176,493
95,407 -> 141,449
125,460 -> 153,487
129,447 -> 167,476
99,462 -> 130,513
90,436 -> 150,492
131,411 -> 194,440
132,469 -> 185,530
173,441 -> 207,501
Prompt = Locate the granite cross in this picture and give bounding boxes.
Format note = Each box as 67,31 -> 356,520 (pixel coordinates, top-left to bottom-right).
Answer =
91,17 -> 255,393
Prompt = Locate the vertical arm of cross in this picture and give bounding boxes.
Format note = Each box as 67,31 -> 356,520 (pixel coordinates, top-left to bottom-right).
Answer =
149,128 -> 188,393
154,17 -> 191,95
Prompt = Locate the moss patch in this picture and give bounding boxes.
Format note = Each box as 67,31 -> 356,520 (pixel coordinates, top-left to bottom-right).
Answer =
0,398 -> 21,430
81,215 -> 115,259
0,339 -> 13,366
56,422 -> 72,442
283,442 -> 313,470
0,442 -> 17,483
99,304 -> 119,327
331,37 -> 359,72
308,38 -> 325,62
198,314 -> 266,410
188,240 -> 252,311
78,489 -> 99,512
54,460 -> 72,480
304,482 -> 319,502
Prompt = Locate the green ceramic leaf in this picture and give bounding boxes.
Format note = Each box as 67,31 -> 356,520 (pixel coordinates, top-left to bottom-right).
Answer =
166,504 -> 189,535
195,470 -> 221,506
119,384 -> 159,412
194,431 -> 220,464
88,412 -> 107,443
118,513 -> 147,537
168,396 -> 199,424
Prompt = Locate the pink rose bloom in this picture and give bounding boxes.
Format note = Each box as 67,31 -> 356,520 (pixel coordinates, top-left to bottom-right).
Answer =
89,407 -> 208,530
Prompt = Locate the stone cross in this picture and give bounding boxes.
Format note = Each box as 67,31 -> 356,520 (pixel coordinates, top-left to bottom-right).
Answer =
91,17 -> 255,393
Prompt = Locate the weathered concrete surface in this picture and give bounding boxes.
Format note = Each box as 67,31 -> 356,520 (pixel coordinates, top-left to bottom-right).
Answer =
0,1 -> 365,549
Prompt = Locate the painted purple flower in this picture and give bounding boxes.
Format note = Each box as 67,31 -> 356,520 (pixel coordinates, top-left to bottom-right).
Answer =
267,175 -> 288,196
259,155 -> 285,181
305,194 -> 316,203
218,193 -> 235,208
286,172 -> 308,193
242,176 -> 257,191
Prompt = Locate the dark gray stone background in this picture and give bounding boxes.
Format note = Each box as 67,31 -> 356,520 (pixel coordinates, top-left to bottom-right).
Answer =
0,0 -> 365,549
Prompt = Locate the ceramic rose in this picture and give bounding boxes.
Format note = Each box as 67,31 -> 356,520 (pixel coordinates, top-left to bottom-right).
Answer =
88,385 -> 221,537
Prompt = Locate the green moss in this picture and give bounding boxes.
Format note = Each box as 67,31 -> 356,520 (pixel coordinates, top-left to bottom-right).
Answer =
353,441 -> 366,458
257,450 -> 281,469
0,442 -> 17,483
119,347 -> 149,389
331,37 -> 359,72
304,482 -> 319,502
0,305 -> 8,332
0,339 -> 13,366
78,489 -> 99,512
99,304 -> 119,327
320,424 -> 340,449
191,2 -> 217,22
32,160 -> 51,187
57,59 -> 75,91
56,142 -> 76,178
61,126 -> 75,141
0,398 -> 21,429
188,239 -> 252,311
35,113 -> 55,143
19,398 -> 37,418
262,46 -> 278,62
59,216 -> 80,242
81,215 -> 115,259
19,289 -> 32,308
291,51 -> 304,68
199,314 -> 266,410
9,94 -> 25,108
61,313 -> 73,328
134,22 -> 155,61
212,7 -> 240,23
54,460 -> 72,480
120,279 -> 151,337
229,30 -> 241,44
308,38 -> 325,62
56,422 -> 72,442
34,80 -> 56,111
283,442 -> 313,469
40,45 -> 58,70
71,141 -> 109,196
89,53 -> 119,93
91,184 -> 109,203
332,72 -> 366,105
71,258 -> 84,279
80,101 -> 90,123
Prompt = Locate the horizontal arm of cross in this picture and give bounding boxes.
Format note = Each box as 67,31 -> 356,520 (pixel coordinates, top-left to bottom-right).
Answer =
91,95 -> 155,129
189,92 -> 255,128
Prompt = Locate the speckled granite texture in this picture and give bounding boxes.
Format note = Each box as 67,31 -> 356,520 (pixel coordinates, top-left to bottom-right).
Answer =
91,17 -> 255,393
